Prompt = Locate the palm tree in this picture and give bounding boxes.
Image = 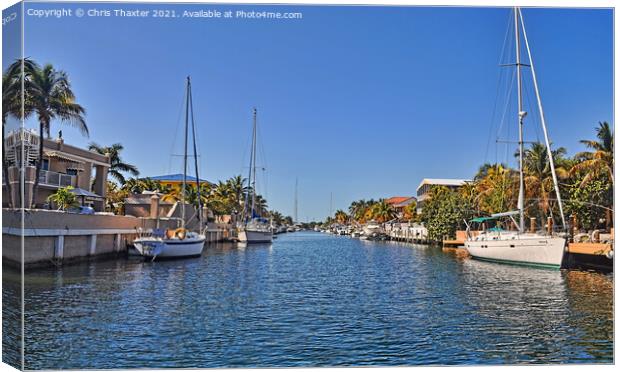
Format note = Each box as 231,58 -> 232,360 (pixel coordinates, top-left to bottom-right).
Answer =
474,164 -> 517,214
571,121 -> 614,186
226,175 -> 248,214
2,59 -> 38,207
402,201 -> 417,221
119,177 -> 170,196
30,63 -> 87,207
371,200 -> 396,223
334,210 -> 348,224
518,142 -> 569,220
269,210 -> 284,225
254,194 -> 268,216
475,162 -> 507,181
88,143 -> 139,184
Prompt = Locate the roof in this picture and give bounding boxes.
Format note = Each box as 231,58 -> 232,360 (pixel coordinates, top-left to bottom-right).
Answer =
70,187 -> 103,199
385,196 -> 415,206
148,174 -> 210,183
416,178 -> 471,192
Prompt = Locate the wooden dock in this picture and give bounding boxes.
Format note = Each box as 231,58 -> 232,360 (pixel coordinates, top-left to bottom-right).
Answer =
564,242 -> 613,272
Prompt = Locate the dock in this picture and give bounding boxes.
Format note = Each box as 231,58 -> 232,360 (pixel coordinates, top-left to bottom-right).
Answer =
385,222 -> 430,244
564,242 -> 613,272
2,209 -> 233,269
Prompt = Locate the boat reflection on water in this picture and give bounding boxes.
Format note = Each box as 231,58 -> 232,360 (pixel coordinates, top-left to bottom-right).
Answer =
563,269 -> 614,359
455,257 -> 613,364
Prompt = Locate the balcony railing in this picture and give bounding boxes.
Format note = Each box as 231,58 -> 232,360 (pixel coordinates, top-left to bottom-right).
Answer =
39,170 -> 76,188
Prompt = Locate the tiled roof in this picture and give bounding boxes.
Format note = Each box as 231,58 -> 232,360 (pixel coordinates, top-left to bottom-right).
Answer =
385,196 -> 414,205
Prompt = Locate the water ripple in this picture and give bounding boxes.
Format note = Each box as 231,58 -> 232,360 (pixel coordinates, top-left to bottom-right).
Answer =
2,232 -> 613,369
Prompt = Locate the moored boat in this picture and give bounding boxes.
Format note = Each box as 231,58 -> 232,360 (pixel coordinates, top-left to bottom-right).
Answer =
465,8 -> 566,269
238,108 -> 273,244
363,221 -> 384,237
133,77 -> 206,259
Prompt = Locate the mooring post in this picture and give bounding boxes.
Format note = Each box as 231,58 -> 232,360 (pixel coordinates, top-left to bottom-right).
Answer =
54,235 -> 64,261
89,235 -> 97,256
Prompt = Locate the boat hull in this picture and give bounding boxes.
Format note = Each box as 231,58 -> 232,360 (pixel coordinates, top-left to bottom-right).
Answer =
238,229 -> 273,243
363,225 -> 384,237
133,236 -> 205,258
465,236 -> 566,269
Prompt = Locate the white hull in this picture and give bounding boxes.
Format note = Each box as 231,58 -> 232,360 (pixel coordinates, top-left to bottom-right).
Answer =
239,229 -> 273,243
363,225 -> 384,237
133,236 -> 205,258
465,234 -> 566,268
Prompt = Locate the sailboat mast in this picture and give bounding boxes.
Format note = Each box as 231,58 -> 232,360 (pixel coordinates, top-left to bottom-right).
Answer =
250,108 -> 257,218
514,7 -> 525,233
518,8 -> 567,231
294,177 -> 298,224
182,76 -> 190,228
188,77 -> 203,231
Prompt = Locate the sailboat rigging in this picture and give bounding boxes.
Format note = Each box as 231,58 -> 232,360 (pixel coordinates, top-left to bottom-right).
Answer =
465,7 -> 567,269
238,108 -> 273,244
132,76 -> 207,259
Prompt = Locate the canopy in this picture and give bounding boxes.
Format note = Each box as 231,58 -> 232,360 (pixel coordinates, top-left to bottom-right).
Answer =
491,210 -> 520,218
470,216 -> 496,223
70,188 -> 103,198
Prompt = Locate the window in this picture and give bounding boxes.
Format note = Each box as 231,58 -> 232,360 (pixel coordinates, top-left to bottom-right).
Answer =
42,159 -> 49,171
66,169 -> 78,176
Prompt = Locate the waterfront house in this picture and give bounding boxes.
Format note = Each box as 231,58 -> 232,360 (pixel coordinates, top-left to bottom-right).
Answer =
416,178 -> 471,213
3,129 -> 110,211
148,173 -> 213,190
385,196 -> 416,218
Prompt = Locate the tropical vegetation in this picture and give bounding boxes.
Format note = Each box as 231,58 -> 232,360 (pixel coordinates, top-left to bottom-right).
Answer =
1,58 -> 88,207
46,186 -> 79,211
88,142 -> 139,184
323,122 -> 613,241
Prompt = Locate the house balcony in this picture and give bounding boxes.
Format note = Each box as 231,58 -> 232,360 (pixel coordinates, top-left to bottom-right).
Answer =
39,170 -> 76,188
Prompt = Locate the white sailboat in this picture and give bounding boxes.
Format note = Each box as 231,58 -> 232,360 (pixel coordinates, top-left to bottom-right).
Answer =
133,77 -> 206,259
238,108 -> 273,244
465,8 -> 566,269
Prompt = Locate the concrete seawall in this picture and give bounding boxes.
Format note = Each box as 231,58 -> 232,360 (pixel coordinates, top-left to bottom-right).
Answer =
2,209 -> 233,269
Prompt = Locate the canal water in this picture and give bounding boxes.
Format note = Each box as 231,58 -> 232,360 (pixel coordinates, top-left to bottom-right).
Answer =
3,232 -> 614,368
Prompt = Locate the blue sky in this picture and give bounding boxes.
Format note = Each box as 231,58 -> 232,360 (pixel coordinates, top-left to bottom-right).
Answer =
14,2 -> 613,221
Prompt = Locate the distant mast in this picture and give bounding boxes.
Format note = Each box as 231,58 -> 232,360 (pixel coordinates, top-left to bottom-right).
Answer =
294,177 -> 298,224
181,77 -> 190,228
329,192 -> 333,219
243,108 -> 258,223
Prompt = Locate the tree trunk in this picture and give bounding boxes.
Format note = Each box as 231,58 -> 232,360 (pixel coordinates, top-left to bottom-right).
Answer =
2,122 -> 13,208
31,121 -> 45,208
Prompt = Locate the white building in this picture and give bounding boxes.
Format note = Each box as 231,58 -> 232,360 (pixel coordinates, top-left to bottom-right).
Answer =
416,178 -> 471,213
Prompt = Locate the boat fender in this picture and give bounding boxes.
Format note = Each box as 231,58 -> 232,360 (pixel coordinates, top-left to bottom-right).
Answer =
606,249 -> 614,260
175,228 -> 187,240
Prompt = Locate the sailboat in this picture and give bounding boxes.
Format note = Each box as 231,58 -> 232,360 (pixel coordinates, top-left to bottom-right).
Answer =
238,108 -> 273,244
465,8 -> 566,269
132,77 -> 206,259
